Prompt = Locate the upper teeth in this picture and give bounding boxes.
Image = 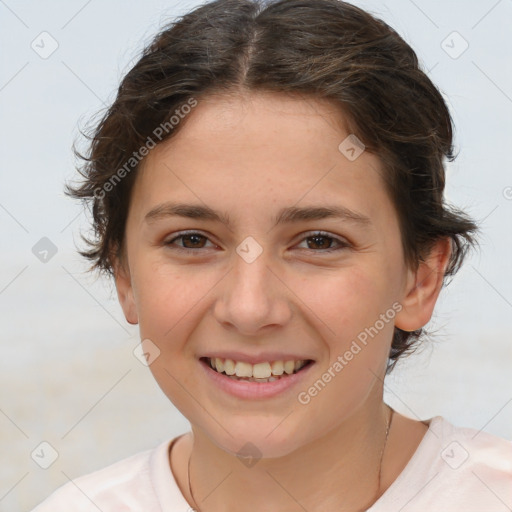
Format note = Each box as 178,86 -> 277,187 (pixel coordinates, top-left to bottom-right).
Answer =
208,358 -> 308,378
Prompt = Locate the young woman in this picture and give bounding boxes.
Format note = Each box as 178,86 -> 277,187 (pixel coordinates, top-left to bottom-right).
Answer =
32,0 -> 512,510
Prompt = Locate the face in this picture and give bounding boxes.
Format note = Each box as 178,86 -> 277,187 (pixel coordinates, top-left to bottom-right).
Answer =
115,91 -> 430,458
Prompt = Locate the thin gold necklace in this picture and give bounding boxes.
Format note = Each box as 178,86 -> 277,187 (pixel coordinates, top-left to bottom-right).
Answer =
187,407 -> 394,512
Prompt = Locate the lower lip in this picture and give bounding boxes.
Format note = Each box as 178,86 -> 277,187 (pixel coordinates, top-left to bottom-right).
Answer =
199,358 -> 315,400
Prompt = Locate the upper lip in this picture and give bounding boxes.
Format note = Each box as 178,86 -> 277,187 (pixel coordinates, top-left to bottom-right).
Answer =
200,351 -> 315,365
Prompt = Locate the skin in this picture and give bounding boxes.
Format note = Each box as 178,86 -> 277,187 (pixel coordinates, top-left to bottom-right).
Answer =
114,91 -> 451,511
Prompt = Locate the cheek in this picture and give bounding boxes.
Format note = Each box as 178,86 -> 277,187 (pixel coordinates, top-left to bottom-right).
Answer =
131,259 -> 209,349
132,263 -> 208,414
292,270 -> 393,437
309,264 -> 391,342
304,265 -> 394,396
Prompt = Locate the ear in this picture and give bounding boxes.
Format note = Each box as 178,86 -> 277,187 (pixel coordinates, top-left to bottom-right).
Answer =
395,238 -> 451,332
113,257 -> 139,325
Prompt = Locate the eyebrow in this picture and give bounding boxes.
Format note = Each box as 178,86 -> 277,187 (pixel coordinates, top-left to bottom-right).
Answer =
144,202 -> 372,228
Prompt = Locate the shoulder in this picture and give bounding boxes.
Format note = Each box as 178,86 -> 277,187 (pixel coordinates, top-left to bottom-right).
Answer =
30,439 -> 173,512
427,417 -> 512,508
373,416 -> 512,512
431,415 -> 512,474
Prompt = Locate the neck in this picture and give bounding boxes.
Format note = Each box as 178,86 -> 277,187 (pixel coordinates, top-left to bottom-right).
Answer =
187,401 -> 392,512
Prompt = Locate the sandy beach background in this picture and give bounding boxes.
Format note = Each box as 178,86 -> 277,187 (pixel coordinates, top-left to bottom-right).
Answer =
1,1 -> 511,511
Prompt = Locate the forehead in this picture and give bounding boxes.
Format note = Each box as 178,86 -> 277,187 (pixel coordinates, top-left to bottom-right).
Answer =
152,91 -> 354,163
130,91 -> 391,229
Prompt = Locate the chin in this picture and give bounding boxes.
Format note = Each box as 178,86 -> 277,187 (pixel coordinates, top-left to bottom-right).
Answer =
204,420 -> 310,461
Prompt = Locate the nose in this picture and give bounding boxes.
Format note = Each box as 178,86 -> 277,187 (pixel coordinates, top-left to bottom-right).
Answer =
213,250 -> 292,336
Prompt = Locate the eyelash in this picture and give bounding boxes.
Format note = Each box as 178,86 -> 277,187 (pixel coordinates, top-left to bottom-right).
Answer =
164,230 -> 350,254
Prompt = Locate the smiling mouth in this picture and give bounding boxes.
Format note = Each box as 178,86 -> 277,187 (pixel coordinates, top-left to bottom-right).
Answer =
200,357 -> 315,383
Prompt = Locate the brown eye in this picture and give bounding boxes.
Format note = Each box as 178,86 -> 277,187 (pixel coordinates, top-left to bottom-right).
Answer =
165,232 -> 215,252
180,234 -> 207,249
164,230 -> 349,255
306,234 -> 333,250
297,231 -> 350,253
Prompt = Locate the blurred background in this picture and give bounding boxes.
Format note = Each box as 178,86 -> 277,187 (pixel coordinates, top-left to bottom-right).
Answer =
0,0 -> 511,510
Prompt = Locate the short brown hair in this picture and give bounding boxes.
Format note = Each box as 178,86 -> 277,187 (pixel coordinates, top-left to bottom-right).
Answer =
67,0 -> 479,371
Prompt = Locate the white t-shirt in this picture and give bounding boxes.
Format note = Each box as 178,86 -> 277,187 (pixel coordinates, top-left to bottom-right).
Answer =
31,416 -> 512,512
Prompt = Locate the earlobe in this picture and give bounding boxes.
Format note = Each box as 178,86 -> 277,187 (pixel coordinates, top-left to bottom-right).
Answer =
113,258 -> 139,325
395,238 -> 452,332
